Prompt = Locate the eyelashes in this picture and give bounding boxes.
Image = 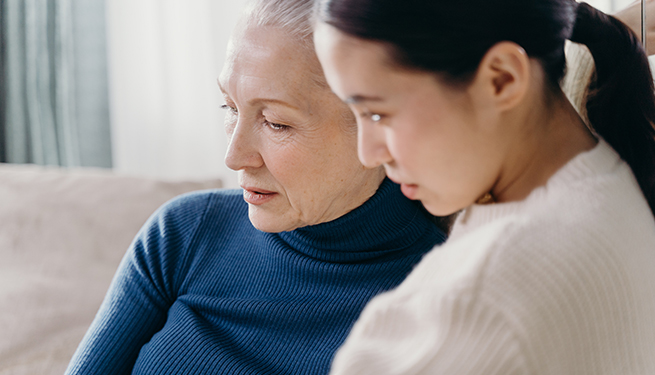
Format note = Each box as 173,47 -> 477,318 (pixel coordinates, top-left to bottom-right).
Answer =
220,104 -> 290,132
264,120 -> 290,131
220,104 -> 238,114
359,111 -> 384,123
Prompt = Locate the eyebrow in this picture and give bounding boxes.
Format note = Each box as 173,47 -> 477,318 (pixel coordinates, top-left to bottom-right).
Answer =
217,80 -> 300,111
253,98 -> 301,111
345,95 -> 385,105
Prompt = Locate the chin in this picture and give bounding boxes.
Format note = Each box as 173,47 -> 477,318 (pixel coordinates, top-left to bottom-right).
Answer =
422,200 -> 460,217
248,208 -> 299,233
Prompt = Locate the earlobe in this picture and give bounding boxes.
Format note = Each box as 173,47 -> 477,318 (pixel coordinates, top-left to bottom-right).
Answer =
476,42 -> 531,111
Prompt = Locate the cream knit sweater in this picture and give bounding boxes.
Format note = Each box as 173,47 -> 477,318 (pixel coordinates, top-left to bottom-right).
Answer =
330,140 -> 655,375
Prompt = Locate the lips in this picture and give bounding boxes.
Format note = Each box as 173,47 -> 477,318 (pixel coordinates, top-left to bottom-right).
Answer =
242,186 -> 275,194
241,186 -> 278,205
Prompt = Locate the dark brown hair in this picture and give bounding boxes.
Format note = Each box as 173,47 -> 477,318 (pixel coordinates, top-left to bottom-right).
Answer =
317,0 -> 655,217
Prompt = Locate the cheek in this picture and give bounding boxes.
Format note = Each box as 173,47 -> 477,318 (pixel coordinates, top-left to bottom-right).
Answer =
319,130 -> 362,173
386,117 -> 428,165
387,110 -> 468,182
262,144 -> 303,182
262,139 -> 329,198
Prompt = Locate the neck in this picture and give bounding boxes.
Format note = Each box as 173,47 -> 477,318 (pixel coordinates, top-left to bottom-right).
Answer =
276,178 -> 445,263
491,91 -> 597,203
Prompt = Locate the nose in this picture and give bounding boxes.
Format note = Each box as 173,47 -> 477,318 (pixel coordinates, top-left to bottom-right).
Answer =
357,121 -> 392,168
224,118 -> 264,171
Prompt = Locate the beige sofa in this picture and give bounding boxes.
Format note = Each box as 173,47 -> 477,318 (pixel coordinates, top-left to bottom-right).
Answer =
0,164 -> 222,375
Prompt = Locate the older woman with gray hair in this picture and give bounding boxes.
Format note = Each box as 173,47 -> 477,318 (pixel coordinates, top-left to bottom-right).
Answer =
64,1 -> 446,374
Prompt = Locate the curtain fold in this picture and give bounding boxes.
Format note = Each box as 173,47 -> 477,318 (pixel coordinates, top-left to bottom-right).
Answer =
3,0 -> 110,167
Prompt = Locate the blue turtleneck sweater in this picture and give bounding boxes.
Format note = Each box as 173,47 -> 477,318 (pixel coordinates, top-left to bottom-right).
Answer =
66,179 -> 446,375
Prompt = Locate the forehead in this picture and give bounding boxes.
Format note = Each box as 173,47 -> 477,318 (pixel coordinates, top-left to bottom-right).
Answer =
314,24 -> 396,99
219,25 -> 321,100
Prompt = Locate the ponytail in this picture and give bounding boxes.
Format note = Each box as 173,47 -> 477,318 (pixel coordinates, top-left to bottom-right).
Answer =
570,2 -> 655,217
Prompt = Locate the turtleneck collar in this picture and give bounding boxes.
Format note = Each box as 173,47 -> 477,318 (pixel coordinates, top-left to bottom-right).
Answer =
275,178 -> 445,263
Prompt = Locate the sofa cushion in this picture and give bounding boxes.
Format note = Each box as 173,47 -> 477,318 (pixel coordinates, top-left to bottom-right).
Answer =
0,164 -> 222,375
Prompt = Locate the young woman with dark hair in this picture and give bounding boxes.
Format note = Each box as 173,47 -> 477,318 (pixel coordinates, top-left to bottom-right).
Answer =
314,0 -> 655,374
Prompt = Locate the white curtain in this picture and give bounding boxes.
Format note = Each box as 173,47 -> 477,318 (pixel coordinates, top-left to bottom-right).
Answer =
106,0 -> 245,188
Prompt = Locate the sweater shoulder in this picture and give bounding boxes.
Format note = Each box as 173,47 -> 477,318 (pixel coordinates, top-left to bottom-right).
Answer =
402,178 -> 655,323
156,188 -> 245,219
128,189 -> 249,301
150,188 -> 247,234
137,188 -> 248,262
438,159 -> 655,292
395,207 -> 655,373
503,164 -> 655,266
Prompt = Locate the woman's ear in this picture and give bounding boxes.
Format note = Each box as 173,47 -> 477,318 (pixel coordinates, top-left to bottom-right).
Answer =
469,41 -> 531,112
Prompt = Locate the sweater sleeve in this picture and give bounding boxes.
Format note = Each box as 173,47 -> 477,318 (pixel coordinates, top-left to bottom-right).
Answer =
330,293 -> 529,375
328,284 -> 528,375
65,192 -> 212,375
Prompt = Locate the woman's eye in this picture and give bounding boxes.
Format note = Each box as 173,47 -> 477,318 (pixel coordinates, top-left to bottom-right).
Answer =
360,111 -> 384,123
220,104 -> 238,114
265,120 -> 289,131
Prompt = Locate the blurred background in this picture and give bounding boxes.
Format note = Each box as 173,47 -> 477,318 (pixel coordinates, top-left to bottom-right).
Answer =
591,0 -> 635,11
0,0 -> 248,189
0,0 -> 644,190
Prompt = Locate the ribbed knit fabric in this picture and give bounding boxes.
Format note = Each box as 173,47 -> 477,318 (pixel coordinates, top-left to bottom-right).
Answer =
330,140 -> 655,375
64,178 -> 446,375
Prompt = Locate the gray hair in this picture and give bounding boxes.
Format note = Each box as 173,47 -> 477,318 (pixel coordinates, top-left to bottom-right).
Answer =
239,0 -> 356,130
242,0 -> 315,48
